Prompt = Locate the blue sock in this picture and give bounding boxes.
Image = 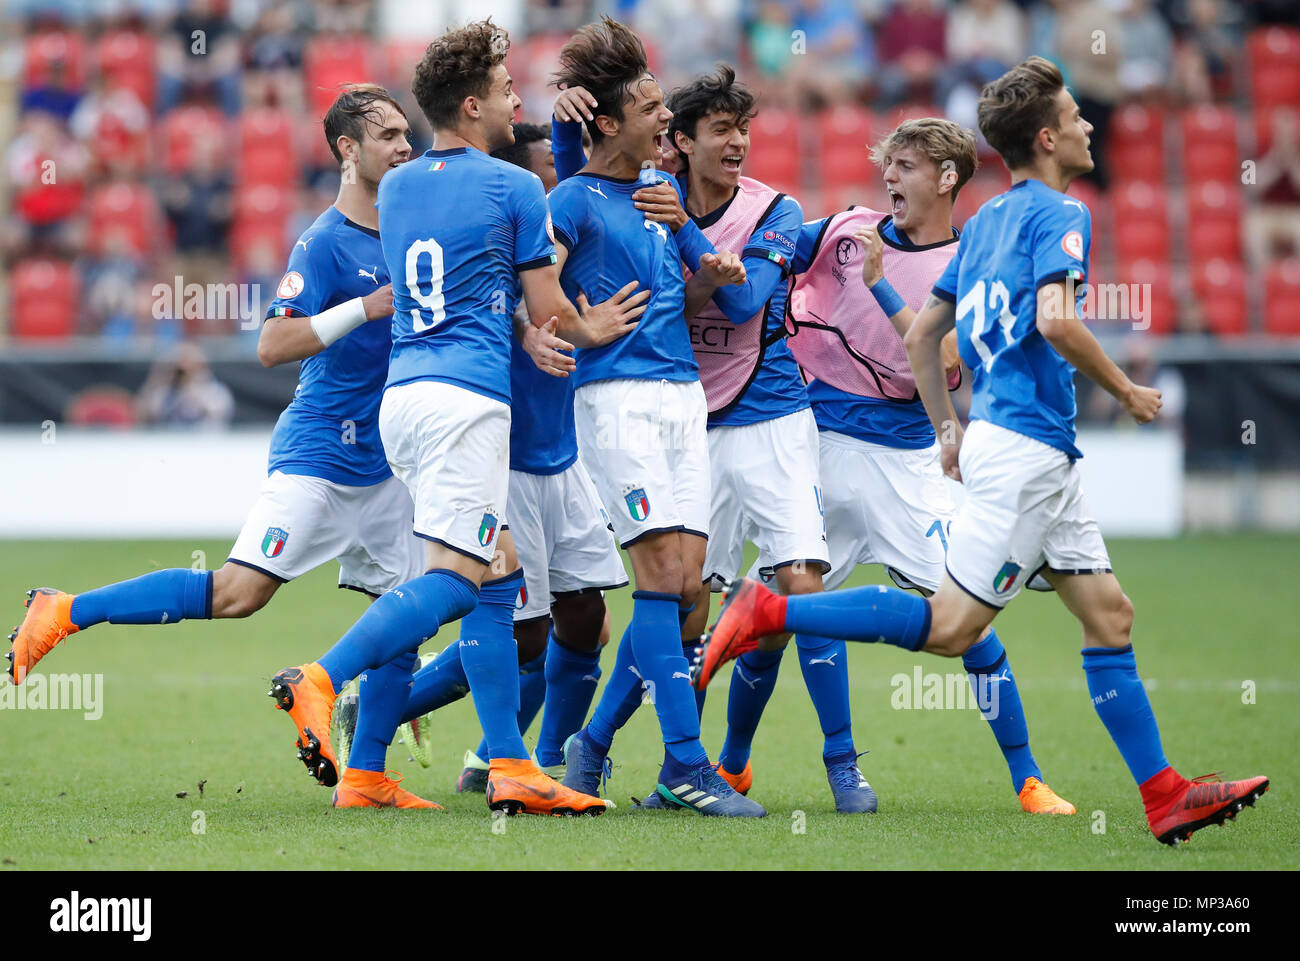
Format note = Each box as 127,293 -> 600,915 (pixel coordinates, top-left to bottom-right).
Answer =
678,604 -> 706,717
318,569 -> 478,691
401,641 -> 469,723
70,569 -> 212,628
963,629 -> 1039,793
718,646 -> 784,773
348,651 -> 417,772
1082,644 -> 1168,785
517,650 -> 548,738
795,634 -> 855,758
458,571 -> 528,761
537,631 -> 601,767
784,586 -> 930,651
586,622 -> 641,752
631,591 -> 707,769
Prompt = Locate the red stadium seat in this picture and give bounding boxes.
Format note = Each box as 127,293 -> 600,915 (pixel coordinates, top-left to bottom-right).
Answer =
10,259 -> 79,339
952,173 -> 1009,226
22,29 -> 87,90
66,388 -> 137,428
1247,27 -> 1300,111
160,104 -> 228,175
1120,259 -> 1176,335
816,106 -> 877,189
237,107 -> 301,187
744,108 -> 802,194
231,184 -> 295,268
95,28 -> 155,107
1263,258 -> 1300,336
1112,182 -> 1171,263
1181,105 -> 1239,185
1185,181 -> 1243,264
382,38 -> 430,91
304,35 -> 378,119
1192,259 -> 1249,336
1109,104 -> 1167,184
87,182 -> 161,258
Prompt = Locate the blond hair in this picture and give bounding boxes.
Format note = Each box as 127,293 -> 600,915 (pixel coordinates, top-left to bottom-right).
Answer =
870,118 -> 979,199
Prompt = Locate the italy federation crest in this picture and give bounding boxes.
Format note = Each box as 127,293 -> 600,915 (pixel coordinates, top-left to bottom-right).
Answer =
478,510 -> 498,547
262,527 -> 289,558
624,487 -> 650,522
993,561 -> 1021,595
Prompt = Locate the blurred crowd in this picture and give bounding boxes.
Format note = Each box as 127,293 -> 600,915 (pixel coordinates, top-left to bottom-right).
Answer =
2,0 -> 1299,345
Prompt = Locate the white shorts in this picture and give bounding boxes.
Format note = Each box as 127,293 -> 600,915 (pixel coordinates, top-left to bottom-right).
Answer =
703,408 -> 829,590
379,380 -> 511,565
816,432 -> 956,593
228,471 -> 426,596
507,462 -> 629,621
574,378 -> 711,548
946,419 -> 1111,608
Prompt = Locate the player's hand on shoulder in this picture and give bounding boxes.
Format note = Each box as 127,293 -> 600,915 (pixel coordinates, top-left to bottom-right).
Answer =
633,181 -> 688,232
523,316 -> 578,377
1121,382 -> 1162,425
854,224 -> 884,287
554,84 -> 596,123
698,251 -> 747,288
362,283 -> 394,320
576,280 -> 649,346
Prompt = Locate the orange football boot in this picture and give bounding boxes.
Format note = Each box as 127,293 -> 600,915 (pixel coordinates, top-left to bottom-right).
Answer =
1143,768 -> 1269,845
692,579 -> 784,691
1018,776 -> 1076,815
7,588 -> 79,684
332,769 -> 443,809
268,662 -> 339,787
486,757 -> 613,817
717,760 -> 754,795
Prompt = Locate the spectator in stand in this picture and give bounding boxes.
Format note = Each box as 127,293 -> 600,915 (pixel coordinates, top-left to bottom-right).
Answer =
1173,0 -> 1240,102
161,135 -> 233,309
4,109 -> 89,257
876,0 -> 947,106
786,0 -> 876,109
1026,0 -> 1068,62
1245,109 -> 1300,268
1056,0 -> 1123,187
20,56 -> 82,122
82,226 -> 145,337
1117,0 -> 1174,100
940,0 -> 1025,124
748,0 -> 797,106
312,0 -> 375,34
243,0 -> 306,114
70,74 -> 150,175
524,0 -> 591,35
157,0 -> 243,116
634,0 -> 742,93
136,342 -> 235,429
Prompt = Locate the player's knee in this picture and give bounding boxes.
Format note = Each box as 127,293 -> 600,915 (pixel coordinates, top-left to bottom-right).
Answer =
922,603 -> 980,658
210,564 -> 276,618
552,590 -> 605,652
1108,591 -> 1135,645
514,616 -> 550,662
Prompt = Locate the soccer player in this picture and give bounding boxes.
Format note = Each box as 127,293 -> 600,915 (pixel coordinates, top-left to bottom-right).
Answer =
698,57 -> 1269,844
6,85 -> 444,810
371,122 -> 632,793
545,17 -> 767,816
263,21 -> 640,817
730,116 -> 1073,815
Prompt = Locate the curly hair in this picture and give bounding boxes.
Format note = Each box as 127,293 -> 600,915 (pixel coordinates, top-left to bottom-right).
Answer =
322,84 -> 407,165
412,20 -> 510,131
666,64 -> 756,172
553,16 -> 648,146
977,56 -> 1065,171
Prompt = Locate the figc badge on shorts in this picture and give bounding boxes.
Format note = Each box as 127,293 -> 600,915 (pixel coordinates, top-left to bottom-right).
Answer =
478,510 -> 498,547
624,487 -> 650,522
262,527 -> 289,558
993,561 -> 1021,595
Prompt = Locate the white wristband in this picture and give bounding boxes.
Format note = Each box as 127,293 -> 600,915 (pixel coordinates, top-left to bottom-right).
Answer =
309,296 -> 369,347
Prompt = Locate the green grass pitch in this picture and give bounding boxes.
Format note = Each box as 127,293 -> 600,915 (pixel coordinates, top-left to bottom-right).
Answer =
0,535 -> 1294,870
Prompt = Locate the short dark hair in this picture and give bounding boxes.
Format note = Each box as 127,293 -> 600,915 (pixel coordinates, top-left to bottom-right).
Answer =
412,20 -> 509,131
977,56 -> 1066,171
666,65 -> 756,172
490,122 -> 549,170
322,84 -> 407,165
553,16 -> 648,146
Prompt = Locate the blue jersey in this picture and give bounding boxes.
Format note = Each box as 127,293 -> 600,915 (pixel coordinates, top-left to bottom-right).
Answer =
933,178 -> 1090,458
264,206 -> 393,487
547,172 -> 697,388
380,147 -> 556,405
690,188 -> 809,429
794,216 -> 948,450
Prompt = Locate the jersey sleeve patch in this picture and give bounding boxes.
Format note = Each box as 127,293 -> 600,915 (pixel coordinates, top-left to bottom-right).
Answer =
1061,230 -> 1084,261
277,271 -> 305,299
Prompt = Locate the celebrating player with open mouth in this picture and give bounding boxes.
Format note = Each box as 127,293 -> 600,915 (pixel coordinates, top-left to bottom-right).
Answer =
696,57 -> 1269,844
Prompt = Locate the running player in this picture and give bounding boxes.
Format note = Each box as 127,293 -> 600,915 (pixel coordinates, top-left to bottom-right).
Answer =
263,21 -> 637,817
546,17 -> 766,816
697,57 -> 1269,844
7,85 -> 441,810
725,117 -> 1074,815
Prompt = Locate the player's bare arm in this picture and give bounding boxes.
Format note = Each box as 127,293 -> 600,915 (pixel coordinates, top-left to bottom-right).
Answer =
515,309 -> 576,377
1036,280 -> 1162,424
257,283 -> 394,367
684,250 -> 746,318
904,293 -> 962,480
521,253 -> 648,348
